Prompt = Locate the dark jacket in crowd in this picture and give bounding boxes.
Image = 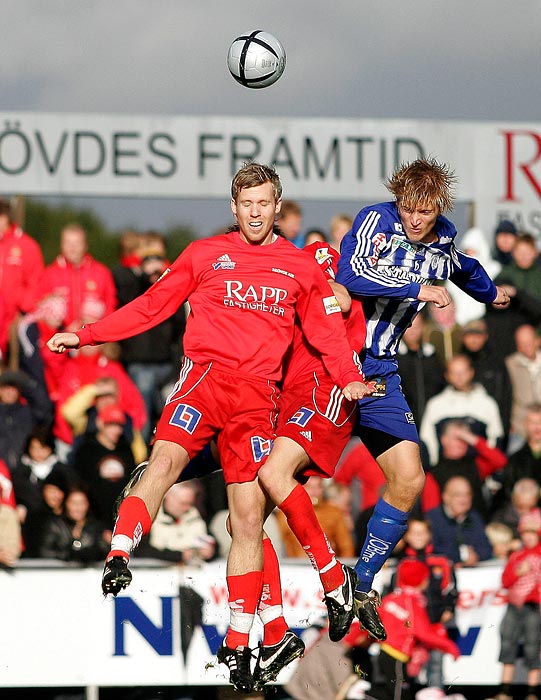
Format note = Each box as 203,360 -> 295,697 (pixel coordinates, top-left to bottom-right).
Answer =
39,514 -> 109,563
397,343 -> 446,425
113,267 -> 185,365
71,434 -> 134,525
425,504 -> 493,564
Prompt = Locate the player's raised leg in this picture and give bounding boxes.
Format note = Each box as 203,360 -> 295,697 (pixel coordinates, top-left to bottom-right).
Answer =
353,435 -> 425,640
102,440 -> 190,596
258,436 -> 357,642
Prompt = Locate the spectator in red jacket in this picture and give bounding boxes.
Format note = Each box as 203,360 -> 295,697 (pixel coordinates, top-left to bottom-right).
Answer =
495,511 -> 541,700
375,559 -> 460,700
37,223 -> 117,333
0,197 -> 45,359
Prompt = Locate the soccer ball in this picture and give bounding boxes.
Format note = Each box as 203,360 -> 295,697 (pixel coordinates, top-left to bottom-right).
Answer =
227,30 -> 286,89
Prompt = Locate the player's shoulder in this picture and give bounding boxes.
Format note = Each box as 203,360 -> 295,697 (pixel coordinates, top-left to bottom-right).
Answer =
351,201 -> 399,234
434,215 -> 457,243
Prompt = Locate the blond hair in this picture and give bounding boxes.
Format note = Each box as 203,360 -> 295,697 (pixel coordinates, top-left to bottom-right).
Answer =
386,157 -> 456,213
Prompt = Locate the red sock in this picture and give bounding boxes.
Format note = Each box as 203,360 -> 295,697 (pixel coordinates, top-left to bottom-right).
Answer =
226,570 -> 264,649
259,538 -> 288,646
108,495 -> 152,561
279,484 -> 344,592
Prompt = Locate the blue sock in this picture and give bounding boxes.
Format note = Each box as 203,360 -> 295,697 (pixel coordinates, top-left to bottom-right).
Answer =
355,498 -> 409,592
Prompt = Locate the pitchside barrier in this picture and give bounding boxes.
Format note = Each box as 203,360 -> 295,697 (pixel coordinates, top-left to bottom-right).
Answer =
0,558 -> 520,689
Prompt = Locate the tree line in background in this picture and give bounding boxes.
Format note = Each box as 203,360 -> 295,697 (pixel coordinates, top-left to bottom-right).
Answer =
19,197 -> 196,266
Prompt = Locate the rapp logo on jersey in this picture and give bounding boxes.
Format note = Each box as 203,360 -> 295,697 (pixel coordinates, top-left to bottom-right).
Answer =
251,436 -> 274,462
223,281 -> 288,313
169,403 -> 202,434
213,253 -> 236,270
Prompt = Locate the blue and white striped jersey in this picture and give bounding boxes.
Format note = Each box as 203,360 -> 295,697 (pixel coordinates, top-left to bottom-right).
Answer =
337,201 -> 498,363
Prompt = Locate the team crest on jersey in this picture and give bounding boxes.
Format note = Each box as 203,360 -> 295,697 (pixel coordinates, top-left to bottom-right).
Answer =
169,403 -> 202,434
404,412 -> 416,424
251,436 -> 273,462
394,223 -> 403,232
287,407 -> 315,427
213,254 -> 236,270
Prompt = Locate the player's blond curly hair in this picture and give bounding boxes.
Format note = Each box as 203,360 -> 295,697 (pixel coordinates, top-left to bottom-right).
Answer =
386,157 -> 456,213
231,162 -> 282,202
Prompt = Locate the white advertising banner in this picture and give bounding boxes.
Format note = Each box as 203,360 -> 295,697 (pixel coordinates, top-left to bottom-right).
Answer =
0,560 -> 513,689
1,112 -> 541,239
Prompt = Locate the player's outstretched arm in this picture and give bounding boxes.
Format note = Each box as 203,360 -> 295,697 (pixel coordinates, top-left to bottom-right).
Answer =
47,332 -> 80,354
416,284 -> 452,308
491,285 -> 511,308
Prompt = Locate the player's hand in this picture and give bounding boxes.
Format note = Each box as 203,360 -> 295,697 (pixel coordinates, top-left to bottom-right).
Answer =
492,285 -> 511,308
342,380 -> 374,401
47,332 -> 80,354
417,284 -> 452,308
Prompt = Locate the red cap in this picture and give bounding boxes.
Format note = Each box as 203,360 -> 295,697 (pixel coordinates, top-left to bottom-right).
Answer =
98,404 -> 126,425
397,560 -> 430,588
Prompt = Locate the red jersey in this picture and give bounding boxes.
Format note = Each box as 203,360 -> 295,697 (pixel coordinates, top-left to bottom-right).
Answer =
76,232 -> 363,387
283,243 -> 366,388
38,253 -> 117,329
0,224 -> 44,325
377,587 -> 460,662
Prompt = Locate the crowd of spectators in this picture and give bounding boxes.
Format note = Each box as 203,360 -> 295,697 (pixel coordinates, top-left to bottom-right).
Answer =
3,197 -> 541,697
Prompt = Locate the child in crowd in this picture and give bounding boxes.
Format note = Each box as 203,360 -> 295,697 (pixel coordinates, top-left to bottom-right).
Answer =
494,511 -> 541,700
393,517 -> 458,690
375,559 -> 460,700
485,522 -> 515,561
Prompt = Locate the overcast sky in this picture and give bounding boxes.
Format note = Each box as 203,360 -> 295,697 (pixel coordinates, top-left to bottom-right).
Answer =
4,1 -> 541,237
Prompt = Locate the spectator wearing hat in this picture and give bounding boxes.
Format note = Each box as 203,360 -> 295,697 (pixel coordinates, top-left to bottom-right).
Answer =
492,219 -> 518,268
61,375 -> 147,465
0,368 -> 53,471
459,318 -> 513,439
70,403 -> 134,526
53,339 -> 147,461
368,559 -> 460,700
494,511 -> 541,700
0,197 -> 45,362
112,231 -> 186,443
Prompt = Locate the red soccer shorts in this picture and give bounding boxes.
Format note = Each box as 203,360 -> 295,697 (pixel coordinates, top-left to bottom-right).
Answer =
155,357 -> 279,484
277,370 -> 357,479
